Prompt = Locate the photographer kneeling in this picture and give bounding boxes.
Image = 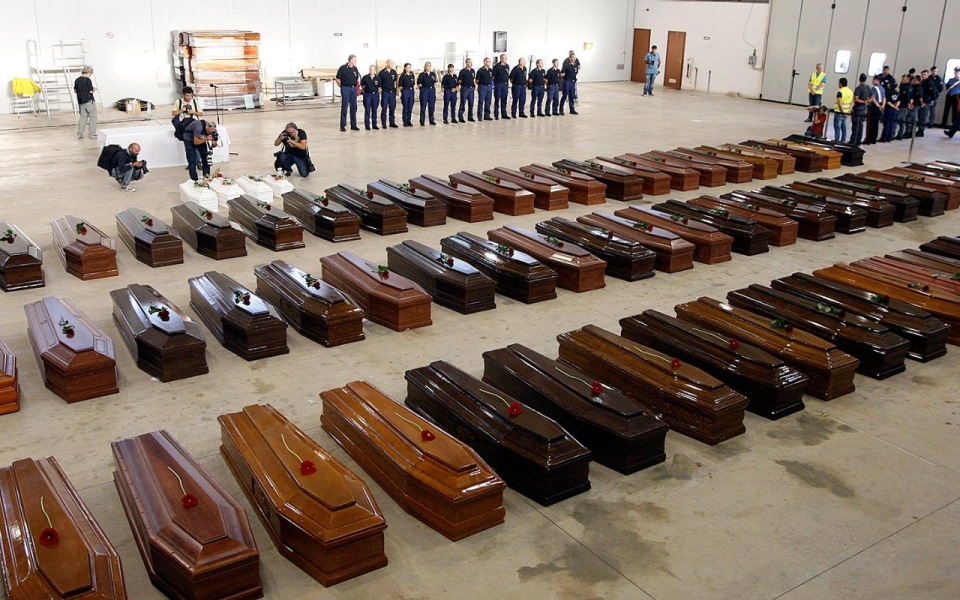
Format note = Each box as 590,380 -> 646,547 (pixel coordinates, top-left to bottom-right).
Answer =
183,120 -> 218,181
274,122 -> 312,177
111,143 -> 147,192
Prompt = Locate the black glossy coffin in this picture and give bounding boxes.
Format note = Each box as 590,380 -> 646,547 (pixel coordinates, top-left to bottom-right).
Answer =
280,189 -> 361,242
809,177 -> 918,223
115,208 -> 184,267
171,202 -> 248,260
721,190 -> 837,241
439,232 -> 558,303
0,222 -> 44,291
535,217 -> 657,281
367,179 -> 447,227
227,195 -> 305,251
785,181 -> 894,229
651,200 -> 771,256
760,186 -> 866,235
326,184 -> 408,235
386,240 -> 497,314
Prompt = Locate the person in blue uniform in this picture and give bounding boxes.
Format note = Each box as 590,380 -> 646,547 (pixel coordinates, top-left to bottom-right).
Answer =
476,57 -> 494,121
458,58 -> 476,122
336,55 -> 361,132
360,65 -> 381,130
943,66 -> 960,130
417,62 -> 438,126
895,74 -> 913,140
546,59 -> 561,116
562,51 -> 581,104
399,63 -> 416,127
492,54 -> 511,120
378,60 -> 398,128
441,64 -> 459,124
528,59 -> 546,118
510,57 -> 528,118
880,79 -> 899,143
559,56 -> 579,115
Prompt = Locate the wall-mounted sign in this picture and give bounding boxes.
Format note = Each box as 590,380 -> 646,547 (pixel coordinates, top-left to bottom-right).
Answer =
703,36 -> 711,40
333,33 -> 342,37
104,30 -> 116,46
494,31 -> 507,53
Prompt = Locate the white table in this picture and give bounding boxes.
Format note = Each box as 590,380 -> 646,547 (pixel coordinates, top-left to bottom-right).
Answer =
98,123 -> 231,169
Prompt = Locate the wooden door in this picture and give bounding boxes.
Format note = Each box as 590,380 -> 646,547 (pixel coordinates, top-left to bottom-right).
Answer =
664,31 -> 686,90
631,29 -> 651,83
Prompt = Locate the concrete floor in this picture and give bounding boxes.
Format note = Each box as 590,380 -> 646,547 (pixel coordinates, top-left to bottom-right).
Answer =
1,82 -> 959,600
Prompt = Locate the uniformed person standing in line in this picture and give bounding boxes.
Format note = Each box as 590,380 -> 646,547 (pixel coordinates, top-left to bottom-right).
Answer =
942,67 -> 960,129
546,59 -> 562,116
880,65 -> 896,89
399,63 -> 416,127
559,55 -> 579,115
895,74 -> 913,140
417,62 -> 438,126
850,73 -> 871,145
360,65 -> 381,130
880,79 -> 899,143
528,59 -> 546,118
458,58 -> 476,123
476,58 -> 494,121
492,54 -> 511,120
441,64 -> 459,125
336,55 -> 361,132
378,59 -> 399,129
806,63 -> 827,122
907,74 -> 924,138
928,66 -> 943,130
510,57 -> 529,118
562,50 -> 581,103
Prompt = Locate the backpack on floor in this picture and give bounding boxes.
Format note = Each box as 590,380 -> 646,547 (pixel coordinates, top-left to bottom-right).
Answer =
97,144 -> 123,172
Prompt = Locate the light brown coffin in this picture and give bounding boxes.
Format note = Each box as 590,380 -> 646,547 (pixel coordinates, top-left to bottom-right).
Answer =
614,206 -> 733,265
0,338 -> 19,415
450,171 -> 536,216
593,157 -> 673,195
577,212 -> 695,273
487,225 -> 606,292
320,380 -> 506,541
722,144 -> 796,175
675,147 -> 755,183
0,456 -> 127,599
112,430 -> 263,600
486,167 -> 570,210
766,138 -> 842,170
115,208 -> 184,268
695,145 -> 779,180
647,151 -> 728,187
219,404 -> 388,587
686,195 -> 798,247
852,257 -> 960,296
50,215 -> 118,280
409,175 -> 495,222
616,153 -> 699,191
0,222 -> 44,291
520,163 -> 607,204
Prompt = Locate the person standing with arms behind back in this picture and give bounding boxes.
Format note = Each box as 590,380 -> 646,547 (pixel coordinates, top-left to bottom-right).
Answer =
458,58 -> 476,123
560,54 -> 579,114
336,55 -> 361,132
880,79 -> 899,143
562,50 -> 581,103
896,73 -> 913,140
441,64 -> 459,125
476,57 -> 494,121
863,74 -> 885,145
510,57 -> 528,118
74,66 -> 97,139
378,59 -> 399,128
833,78 -> 853,142
399,63 -> 416,127
529,59 -> 546,118
806,63 -> 827,121
546,59 -> 562,116
492,54 -> 511,120
360,65 -> 381,130
418,62 -> 438,126
850,73 -> 870,146
643,45 -> 660,97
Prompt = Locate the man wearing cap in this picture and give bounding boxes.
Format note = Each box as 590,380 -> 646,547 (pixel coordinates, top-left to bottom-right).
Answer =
942,66 -> 960,129
806,63 -> 827,122
336,55 -> 361,132
643,45 -> 660,97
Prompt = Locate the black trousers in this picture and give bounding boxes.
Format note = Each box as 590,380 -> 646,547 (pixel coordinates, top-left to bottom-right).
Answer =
865,106 -> 881,144
942,96 -> 960,127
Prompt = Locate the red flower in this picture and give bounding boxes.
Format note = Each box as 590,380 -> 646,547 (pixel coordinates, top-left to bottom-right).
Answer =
181,494 -> 198,509
205,211 -> 213,219
242,295 -> 251,305
158,309 -> 170,321
300,460 -> 317,475
446,257 -> 454,266
508,401 -> 523,417
590,381 -> 603,395
508,248 -> 515,257
78,227 -> 88,236
785,324 -> 794,333
607,230 -> 614,239
312,281 -> 321,289
38,527 -> 59,547
65,330 -> 75,339
420,429 -> 436,442
367,191 -> 374,199
146,219 -> 153,226
728,339 -> 739,351
670,358 -> 682,370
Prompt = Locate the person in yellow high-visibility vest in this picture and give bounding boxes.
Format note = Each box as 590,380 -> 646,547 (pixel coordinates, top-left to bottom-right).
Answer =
806,63 -> 827,122
833,78 -> 853,142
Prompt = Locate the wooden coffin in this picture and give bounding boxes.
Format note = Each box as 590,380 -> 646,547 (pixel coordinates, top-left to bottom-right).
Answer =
0,222 -> 43,291
481,344 -> 668,474
519,163 -> 607,204
219,404 -> 387,586
535,217 -> 657,281
674,148 -> 755,183
783,135 -> 864,167
620,310 -> 807,420
849,172 -> 946,217
227,195 -> 305,251
111,284 -> 208,382
404,361 -> 592,506
24,296 -> 119,402
111,431 -> 262,600
171,202 -> 248,260
887,248 -> 960,274
616,153 -> 699,191
696,145 -> 779,180
439,232 -> 558,303
487,225 -> 606,293
786,181 -> 895,228
485,167 -> 570,210
651,200 -> 771,256
50,215 -> 118,280
0,338 -> 19,415
367,179 -> 447,227
687,195 -> 798,247
726,284 -> 910,380
386,240 -> 496,314
920,236 -> 960,261
0,456 -> 126,599
613,206 -> 734,265
760,186 -> 866,234
765,138 -> 842,170
553,159 -> 644,201
449,171 -> 536,216
557,325 -> 749,445
592,157 -> 672,196
280,189 -> 361,242
810,176 -> 918,223
577,212 -> 695,273
188,271 -> 289,361
325,184 -> 408,235
723,143 -> 796,175
320,381 -> 506,541
742,140 -> 822,172
647,151 -> 728,187
675,297 -> 860,400
851,257 -> 960,296
721,190 -> 836,241
771,272 -> 951,363
115,208 -> 184,267
254,260 -> 364,347
906,162 -> 960,185
408,175 -> 495,222
320,251 -> 432,331
880,167 -> 960,210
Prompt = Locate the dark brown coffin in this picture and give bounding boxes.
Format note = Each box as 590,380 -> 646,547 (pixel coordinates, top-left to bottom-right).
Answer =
783,135 -> 864,167
279,189 -> 361,242
741,140 -> 821,172
24,296 -> 119,402
577,212 -> 695,273
831,173 -> 934,219
760,186 -> 867,235
722,144 -> 796,175
808,177 -> 918,223
326,184 -> 408,235
721,190 -> 837,241
408,175 -> 495,222
786,180 -> 895,229
674,147 -> 755,183
50,215 -> 118,280
557,325 -> 749,445
171,202 -> 248,260
487,226 -> 606,293
887,248 -> 960,273
219,404 -> 387,586
553,159 -> 644,201
450,171 -> 536,216
675,297 -> 860,400
651,200 -> 771,256
851,257 -> 960,297
519,163 -> 607,204
0,456 -> 127,600
854,171 -> 947,216
486,167 -> 570,210
254,260 -> 364,347
696,145 -> 779,180
920,236 -> 960,261
386,240 -> 497,314
687,195 -> 798,247
404,361 -> 592,506
904,162 -> 960,195
227,195 -> 305,251
878,167 -> 960,211
771,272 -> 951,362
647,151 -> 728,187
620,310 -> 807,420
481,344 -> 668,474
188,271 -> 289,361
765,138 -> 842,169
111,431 -> 262,600
616,153 -> 699,191
726,284 -> 910,380
367,179 -> 447,227
320,250 -> 432,331
0,338 -> 18,415
0,222 -> 44,291
115,208 -> 184,267
439,232 -> 558,303
320,381 -> 506,541
535,217 -> 657,281
592,157 -> 672,195
110,284 -> 208,382
613,206 -> 733,265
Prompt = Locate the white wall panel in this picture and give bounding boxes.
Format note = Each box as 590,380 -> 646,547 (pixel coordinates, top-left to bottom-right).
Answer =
893,0 -> 945,75
761,0 -> 802,102
857,0 -> 903,78
789,0 -> 833,105
547,0 -> 632,82
824,0 -> 869,84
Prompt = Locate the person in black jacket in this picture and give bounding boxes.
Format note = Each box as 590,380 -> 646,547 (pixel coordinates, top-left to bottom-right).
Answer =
458,58 -> 476,123
476,57 -> 494,121
895,74 -> 913,140
417,62 -> 438,126
74,66 -> 97,139
399,63 -> 416,127
510,57 -> 528,118
336,55 -> 361,132
378,60 -> 399,128
546,59 -> 562,116
528,59 -> 546,118
110,143 -> 145,191
560,56 -> 579,115
906,74 -> 924,138
492,54 -> 511,120
360,66 -> 381,130
441,64 -> 459,124
917,69 -> 935,136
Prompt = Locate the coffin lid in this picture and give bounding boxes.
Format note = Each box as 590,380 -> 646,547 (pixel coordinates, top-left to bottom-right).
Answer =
400,240 -> 480,275
633,310 -> 781,367
527,163 -> 595,181
459,170 -> 523,191
661,200 -> 759,227
122,207 -> 169,235
693,296 -> 836,350
503,225 -> 592,257
204,271 -> 269,316
839,262 -> 960,301
491,167 -> 554,186
41,296 -> 95,353
182,201 -> 231,229
780,273 -> 932,319
234,194 -> 293,222
268,259 -> 348,304
0,337 -> 14,379
596,155 -> 662,174
625,206 -> 721,234
285,188 -> 351,214
418,174 -> 483,195
336,183 -> 394,207
454,231 -> 541,267
378,178 -> 434,200
0,222 -> 33,256
62,215 -> 105,247
568,158 -> 632,177
339,250 -> 416,291
697,195 -> 787,218
545,217 -> 643,249
127,284 -> 187,334
738,284 -> 885,333
593,212 -> 681,240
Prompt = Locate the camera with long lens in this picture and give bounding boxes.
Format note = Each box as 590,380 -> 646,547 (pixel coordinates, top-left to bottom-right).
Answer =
210,131 -> 220,142
139,160 -> 149,174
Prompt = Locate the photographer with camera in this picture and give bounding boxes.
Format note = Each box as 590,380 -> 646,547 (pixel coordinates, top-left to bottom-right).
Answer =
273,122 -> 311,177
182,119 -> 218,181
110,143 -> 147,191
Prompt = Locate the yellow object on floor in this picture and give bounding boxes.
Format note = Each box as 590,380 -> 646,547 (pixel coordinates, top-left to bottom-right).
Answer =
11,78 -> 40,96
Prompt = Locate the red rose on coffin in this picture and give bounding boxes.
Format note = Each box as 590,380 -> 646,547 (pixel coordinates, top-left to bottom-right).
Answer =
205,211 -> 213,220
181,493 -> 199,509
367,191 -> 374,200
590,381 -> 603,395
670,358 -> 682,370
65,330 -> 75,339
300,460 -> 317,475
508,401 -> 523,417
78,227 -> 87,236
312,282 -> 321,289
446,257 -> 454,267
729,339 -> 739,351
785,324 -> 794,333
420,429 -> 437,442
38,527 -> 59,547
6,238 -> 12,244
158,309 -> 170,321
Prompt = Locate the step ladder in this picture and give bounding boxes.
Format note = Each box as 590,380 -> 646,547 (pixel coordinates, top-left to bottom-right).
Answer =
27,39 -> 104,119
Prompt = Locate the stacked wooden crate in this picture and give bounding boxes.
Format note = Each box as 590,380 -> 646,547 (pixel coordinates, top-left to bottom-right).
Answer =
175,30 -> 263,110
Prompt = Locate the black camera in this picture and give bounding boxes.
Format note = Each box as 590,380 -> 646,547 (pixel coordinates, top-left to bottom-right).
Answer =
211,131 -> 220,142
139,160 -> 149,175
280,131 -> 289,140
